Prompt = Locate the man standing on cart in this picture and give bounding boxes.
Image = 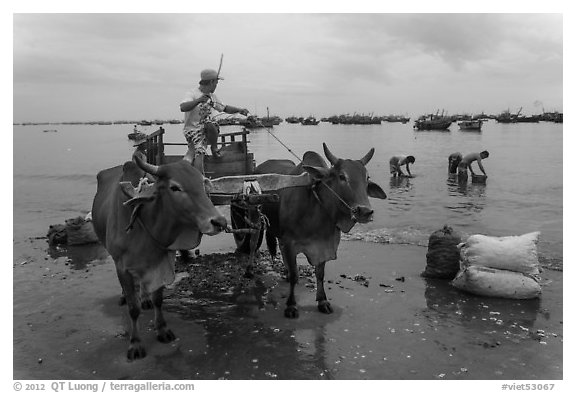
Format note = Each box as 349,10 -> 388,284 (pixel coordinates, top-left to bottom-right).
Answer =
180,68 -> 249,174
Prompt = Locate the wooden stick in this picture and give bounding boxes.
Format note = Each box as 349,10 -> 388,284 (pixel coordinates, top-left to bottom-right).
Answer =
217,54 -> 224,78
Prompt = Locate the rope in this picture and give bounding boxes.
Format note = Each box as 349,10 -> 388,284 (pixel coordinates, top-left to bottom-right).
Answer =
264,128 -> 302,163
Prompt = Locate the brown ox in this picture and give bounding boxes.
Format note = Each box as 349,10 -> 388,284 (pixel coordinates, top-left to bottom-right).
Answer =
91,151 -> 227,360
256,143 -> 387,318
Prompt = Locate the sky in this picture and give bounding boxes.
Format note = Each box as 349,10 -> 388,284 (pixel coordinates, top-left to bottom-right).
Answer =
12,11 -> 564,123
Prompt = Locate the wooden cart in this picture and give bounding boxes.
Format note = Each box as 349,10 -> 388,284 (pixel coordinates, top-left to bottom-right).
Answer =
136,127 -> 309,256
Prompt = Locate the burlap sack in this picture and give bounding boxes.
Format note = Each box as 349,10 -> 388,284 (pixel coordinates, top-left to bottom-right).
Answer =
422,225 -> 462,279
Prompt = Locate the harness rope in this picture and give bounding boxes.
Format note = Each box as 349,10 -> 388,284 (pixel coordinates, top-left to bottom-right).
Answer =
263,128 -> 357,217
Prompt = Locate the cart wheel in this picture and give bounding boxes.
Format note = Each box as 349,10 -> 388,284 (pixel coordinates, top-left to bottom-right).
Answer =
230,203 -> 264,254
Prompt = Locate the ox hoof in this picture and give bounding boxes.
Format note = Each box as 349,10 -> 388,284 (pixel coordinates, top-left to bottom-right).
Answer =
284,306 -> 299,319
317,301 -> 333,314
127,344 -> 146,361
243,268 -> 254,279
157,329 -> 176,343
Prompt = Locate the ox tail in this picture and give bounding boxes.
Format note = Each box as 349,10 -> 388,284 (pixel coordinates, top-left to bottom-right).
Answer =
265,231 -> 278,259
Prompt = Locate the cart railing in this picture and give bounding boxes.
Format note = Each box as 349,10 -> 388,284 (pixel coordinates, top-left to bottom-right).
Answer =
137,127 -> 255,177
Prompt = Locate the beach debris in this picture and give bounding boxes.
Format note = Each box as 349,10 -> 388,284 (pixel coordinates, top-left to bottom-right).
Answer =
353,274 -> 370,287
395,276 -> 405,282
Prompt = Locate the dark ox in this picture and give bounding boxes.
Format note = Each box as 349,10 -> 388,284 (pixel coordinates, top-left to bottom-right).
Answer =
91,151 -> 227,360
256,143 -> 387,318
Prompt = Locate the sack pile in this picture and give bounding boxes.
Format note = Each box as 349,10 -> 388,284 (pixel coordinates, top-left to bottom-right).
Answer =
422,225 -> 462,279
451,232 -> 542,299
47,214 -> 99,246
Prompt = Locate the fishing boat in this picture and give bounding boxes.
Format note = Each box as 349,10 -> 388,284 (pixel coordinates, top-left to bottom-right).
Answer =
285,116 -> 301,124
128,126 -> 147,141
128,131 -> 147,141
301,116 -> 320,125
495,107 -> 522,123
240,116 -> 265,129
259,107 -> 275,128
413,112 -> 452,130
458,119 -> 483,131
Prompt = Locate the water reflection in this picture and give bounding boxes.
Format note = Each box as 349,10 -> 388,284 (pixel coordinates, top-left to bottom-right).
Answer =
389,176 -> 412,190
423,278 -> 541,333
158,255 -> 334,379
445,177 -> 487,214
388,176 -> 415,213
447,176 -> 487,197
164,290 -> 333,379
47,243 -> 110,269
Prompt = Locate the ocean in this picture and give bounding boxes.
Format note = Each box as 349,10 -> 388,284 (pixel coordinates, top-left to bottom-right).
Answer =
12,120 -> 563,269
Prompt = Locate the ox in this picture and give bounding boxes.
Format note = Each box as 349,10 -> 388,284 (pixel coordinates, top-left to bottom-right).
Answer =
91,151 -> 227,360
256,143 -> 387,318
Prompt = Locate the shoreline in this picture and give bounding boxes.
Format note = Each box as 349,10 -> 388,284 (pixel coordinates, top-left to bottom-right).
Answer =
13,236 -> 562,380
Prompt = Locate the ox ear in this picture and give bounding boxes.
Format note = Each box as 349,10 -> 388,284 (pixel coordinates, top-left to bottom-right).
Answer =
120,181 -> 156,207
302,165 -> 330,181
367,180 -> 387,200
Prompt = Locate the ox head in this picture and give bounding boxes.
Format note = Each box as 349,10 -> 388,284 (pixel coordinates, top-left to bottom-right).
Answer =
124,151 -> 227,239
302,143 -> 387,233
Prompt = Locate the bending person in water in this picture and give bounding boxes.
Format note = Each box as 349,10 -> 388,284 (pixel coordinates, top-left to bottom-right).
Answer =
389,155 -> 415,177
448,152 -> 462,174
457,151 -> 489,178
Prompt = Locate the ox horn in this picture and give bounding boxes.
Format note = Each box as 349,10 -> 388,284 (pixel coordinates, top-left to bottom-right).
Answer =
133,151 -> 159,175
323,143 -> 339,166
359,148 -> 375,166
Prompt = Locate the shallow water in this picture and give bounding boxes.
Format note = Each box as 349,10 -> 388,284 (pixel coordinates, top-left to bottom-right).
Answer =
12,121 -> 563,379
13,120 -> 563,267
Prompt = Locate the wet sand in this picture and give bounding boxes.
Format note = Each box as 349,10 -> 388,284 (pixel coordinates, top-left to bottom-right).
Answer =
13,235 -> 562,380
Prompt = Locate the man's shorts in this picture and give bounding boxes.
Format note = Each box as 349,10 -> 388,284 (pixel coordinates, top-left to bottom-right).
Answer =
449,155 -> 462,174
389,157 -> 400,174
183,127 -> 207,157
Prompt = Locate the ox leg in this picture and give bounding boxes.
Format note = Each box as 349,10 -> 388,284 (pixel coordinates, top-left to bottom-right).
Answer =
265,231 -> 278,260
244,224 -> 261,279
151,287 -> 176,343
119,284 -> 152,309
315,262 -> 333,314
116,270 -> 146,360
281,244 -> 299,318
139,284 -> 153,310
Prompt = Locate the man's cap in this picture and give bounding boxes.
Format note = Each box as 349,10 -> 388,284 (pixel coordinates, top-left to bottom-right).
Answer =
200,69 -> 224,81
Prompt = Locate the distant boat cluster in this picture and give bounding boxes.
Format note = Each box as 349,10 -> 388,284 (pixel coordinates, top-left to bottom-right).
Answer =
14,108 -> 562,128
492,107 -> 563,124
411,108 -> 563,131
320,114 -> 410,125
15,119 -> 183,126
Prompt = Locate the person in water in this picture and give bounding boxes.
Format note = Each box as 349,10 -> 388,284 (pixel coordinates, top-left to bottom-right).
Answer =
448,152 -> 462,174
457,151 -> 489,178
389,155 -> 415,177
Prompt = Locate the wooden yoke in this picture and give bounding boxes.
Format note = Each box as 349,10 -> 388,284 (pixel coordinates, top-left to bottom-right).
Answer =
207,172 -> 312,205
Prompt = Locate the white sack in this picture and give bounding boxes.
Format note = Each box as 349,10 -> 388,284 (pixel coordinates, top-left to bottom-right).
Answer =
451,265 -> 541,299
459,232 -> 540,275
